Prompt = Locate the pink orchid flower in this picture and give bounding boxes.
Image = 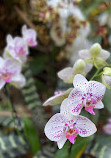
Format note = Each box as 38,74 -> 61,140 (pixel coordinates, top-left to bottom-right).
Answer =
21,25 -> 37,47
45,99 -> 97,149
68,74 -> 106,115
4,35 -> 29,63
0,57 -> 26,89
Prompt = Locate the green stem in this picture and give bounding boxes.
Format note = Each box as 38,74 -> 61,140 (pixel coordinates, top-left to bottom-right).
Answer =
6,85 -> 16,128
68,143 -> 72,158
90,66 -> 105,81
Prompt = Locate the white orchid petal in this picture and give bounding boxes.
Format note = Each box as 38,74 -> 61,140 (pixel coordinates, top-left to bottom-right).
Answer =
44,113 -> 67,141
57,67 -> 73,83
11,74 -> 26,88
83,63 -> 93,75
0,79 -> 5,89
0,57 -> 5,69
75,115 -> 97,137
57,134 -> 67,149
5,59 -> 22,74
6,34 -> 13,44
99,49 -> 110,61
94,101 -> 104,109
60,98 -> 75,120
69,99 -> 82,116
68,88 -> 83,102
79,49 -> 90,60
73,74 -> 88,92
88,81 -> 106,101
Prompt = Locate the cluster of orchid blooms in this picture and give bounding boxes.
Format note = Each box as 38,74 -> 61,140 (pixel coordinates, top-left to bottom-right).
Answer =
31,0 -> 90,61
0,25 -> 37,90
44,42 -> 111,149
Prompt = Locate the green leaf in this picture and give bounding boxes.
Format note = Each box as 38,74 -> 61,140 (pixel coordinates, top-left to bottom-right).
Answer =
23,117 -> 40,155
103,88 -> 111,113
54,142 -> 69,158
29,55 -> 48,75
70,136 -> 93,158
85,134 -> 111,158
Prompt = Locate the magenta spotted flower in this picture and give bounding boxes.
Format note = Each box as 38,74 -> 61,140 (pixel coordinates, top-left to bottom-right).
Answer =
22,25 -> 37,47
0,57 -> 25,89
68,74 -> 106,115
4,35 -> 29,63
45,99 -> 97,149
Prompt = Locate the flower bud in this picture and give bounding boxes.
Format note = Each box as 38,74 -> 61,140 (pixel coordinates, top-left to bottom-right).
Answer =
73,59 -> 86,74
102,67 -> 111,89
103,67 -> 111,76
90,43 -> 101,58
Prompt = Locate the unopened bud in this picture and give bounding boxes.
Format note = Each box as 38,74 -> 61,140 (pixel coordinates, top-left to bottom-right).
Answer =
103,67 -> 111,76
73,59 -> 86,74
90,43 -> 101,58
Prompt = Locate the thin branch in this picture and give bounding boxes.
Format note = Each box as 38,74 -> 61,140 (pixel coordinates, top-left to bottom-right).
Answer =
14,6 -> 35,29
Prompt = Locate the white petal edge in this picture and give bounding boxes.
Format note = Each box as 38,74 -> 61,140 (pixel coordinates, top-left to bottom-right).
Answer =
94,101 -> 104,109
57,134 -> 67,149
44,113 -> 67,142
75,115 -> 97,137
60,98 -> 75,120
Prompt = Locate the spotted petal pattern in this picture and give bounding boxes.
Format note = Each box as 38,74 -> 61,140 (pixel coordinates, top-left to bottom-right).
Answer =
88,81 -> 106,101
75,115 -> 97,137
73,74 -> 88,93
44,113 -> 67,141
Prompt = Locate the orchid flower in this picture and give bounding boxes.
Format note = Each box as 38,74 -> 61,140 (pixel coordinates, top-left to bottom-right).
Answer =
3,35 -> 29,64
68,74 -> 106,115
79,43 -> 110,68
21,25 -> 37,47
45,99 -> 97,149
58,59 -> 93,83
43,88 -> 73,106
0,57 -> 26,89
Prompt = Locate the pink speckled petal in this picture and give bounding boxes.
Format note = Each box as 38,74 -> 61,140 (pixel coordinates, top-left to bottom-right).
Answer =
94,101 -> 104,109
88,81 -> 106,101
75,115 -> 97,137
60,98 -> 75,120
69,99 -> 82,116
73,74 -> 88,93
68,88 -> 83,102
85,106 -> 95,115
57,134 -> 67,149
44,113 -> 68,141
5,59 -> 22,74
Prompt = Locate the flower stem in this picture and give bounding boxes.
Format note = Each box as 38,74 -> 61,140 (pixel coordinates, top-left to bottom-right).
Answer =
5,85 -> 16,128
90,66 -> 105,81
68,143 -> 72,158
5,85 -> 22,134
